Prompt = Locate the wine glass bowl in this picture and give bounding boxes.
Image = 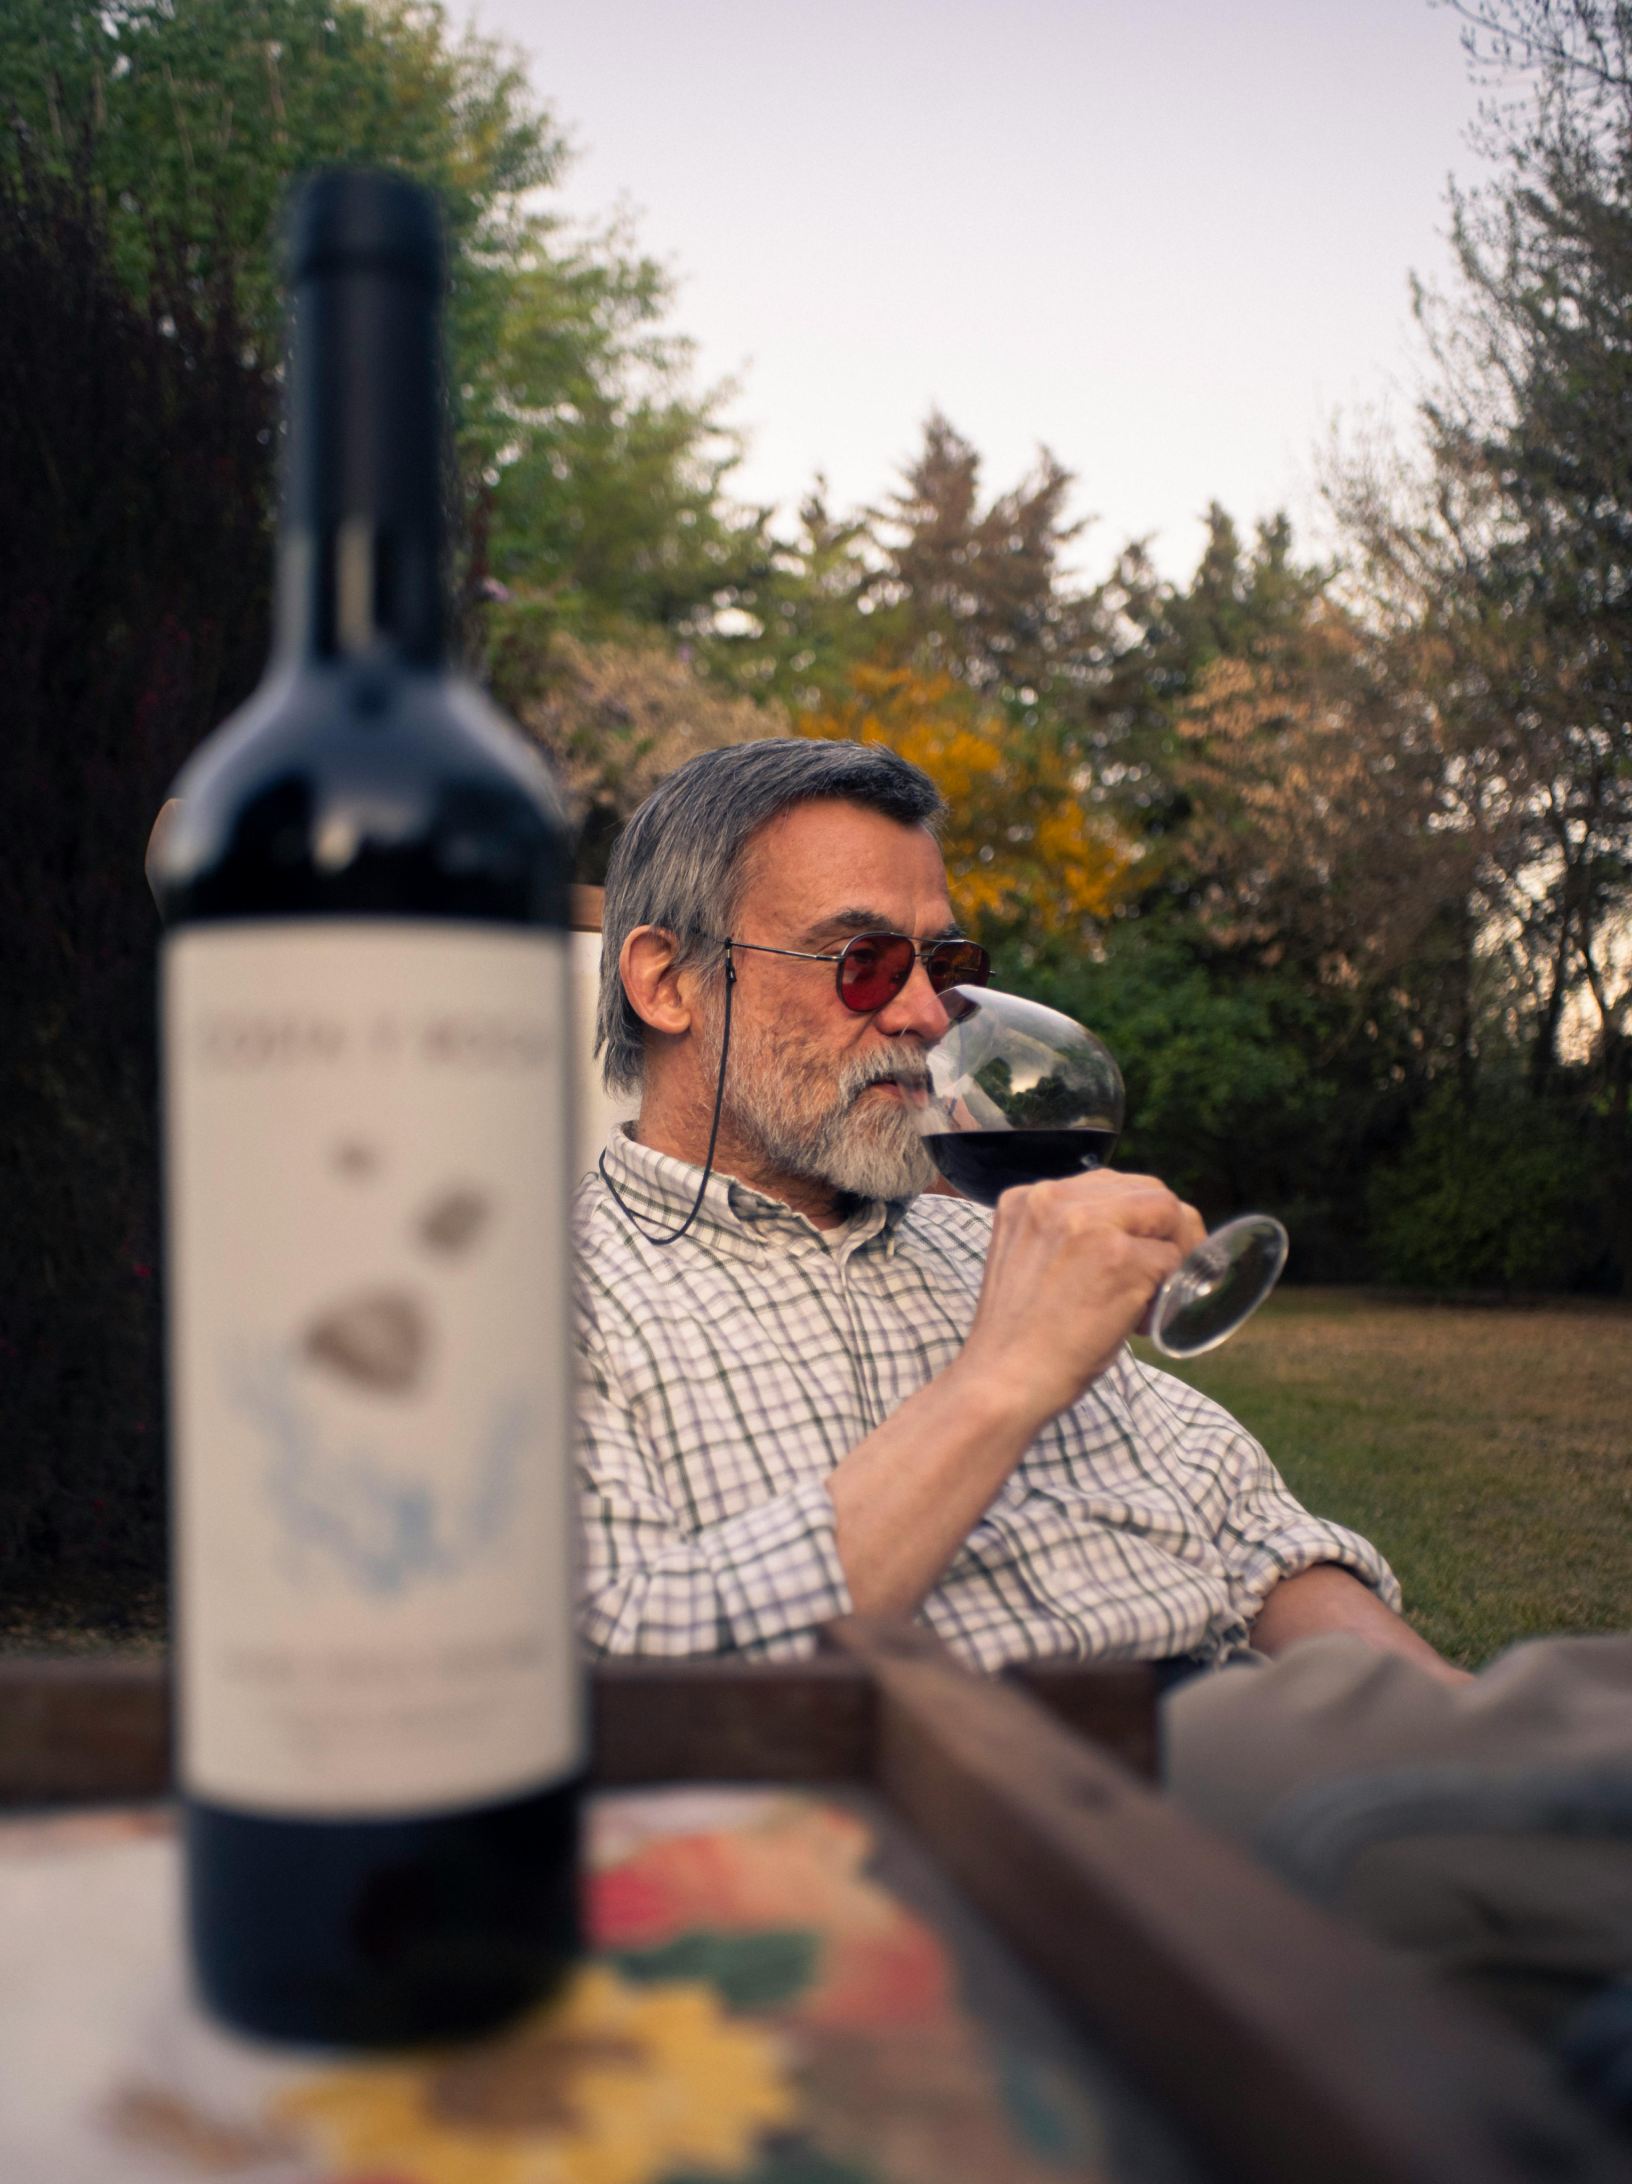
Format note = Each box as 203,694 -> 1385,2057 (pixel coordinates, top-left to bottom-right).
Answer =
918,986 -> 1125,1201
916,984 -> 1287,1358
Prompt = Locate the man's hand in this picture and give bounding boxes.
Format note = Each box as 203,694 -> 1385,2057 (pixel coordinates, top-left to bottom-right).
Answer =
959,1170 -> 1207,1430
828,1168 -> 1205,1619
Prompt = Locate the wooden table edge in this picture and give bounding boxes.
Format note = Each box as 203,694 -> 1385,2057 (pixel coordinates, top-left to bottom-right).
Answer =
1,1637 -> 1624,2184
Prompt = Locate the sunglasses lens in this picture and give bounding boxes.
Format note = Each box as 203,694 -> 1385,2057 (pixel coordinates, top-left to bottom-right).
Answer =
837,934 -> 916,1012
926,942 -> 991,992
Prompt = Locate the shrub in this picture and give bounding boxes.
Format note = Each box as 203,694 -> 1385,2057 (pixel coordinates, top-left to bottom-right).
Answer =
0,145 -> 273,1573
1368,1084 -> 1601,1292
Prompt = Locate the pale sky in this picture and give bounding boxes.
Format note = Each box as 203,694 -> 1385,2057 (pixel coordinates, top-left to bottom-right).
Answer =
470,0 -> 1495,582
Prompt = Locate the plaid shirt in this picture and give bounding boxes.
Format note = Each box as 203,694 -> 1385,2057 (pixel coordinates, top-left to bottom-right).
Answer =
575,1129 -> 1399,1671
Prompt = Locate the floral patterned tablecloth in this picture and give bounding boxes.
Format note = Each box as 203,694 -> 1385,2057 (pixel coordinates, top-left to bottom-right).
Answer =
0,1788 -> 1203,2184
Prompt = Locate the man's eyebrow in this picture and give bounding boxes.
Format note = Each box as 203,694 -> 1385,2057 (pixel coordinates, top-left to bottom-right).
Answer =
801,908 -> 890,941
798,908 -> 965,946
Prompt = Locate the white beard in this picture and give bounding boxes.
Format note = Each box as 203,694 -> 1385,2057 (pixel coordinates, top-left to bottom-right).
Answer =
721,1009 -> 937,1201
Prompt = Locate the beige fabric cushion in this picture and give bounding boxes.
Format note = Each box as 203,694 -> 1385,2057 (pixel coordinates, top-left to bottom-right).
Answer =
1163,1634 -> 1632,2038
1164,1632 -> 1632,1844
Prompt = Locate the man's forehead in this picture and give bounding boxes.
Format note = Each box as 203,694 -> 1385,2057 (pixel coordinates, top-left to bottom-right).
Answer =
739,799 -> 952,925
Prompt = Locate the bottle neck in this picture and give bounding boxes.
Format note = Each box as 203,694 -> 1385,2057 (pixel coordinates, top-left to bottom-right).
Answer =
274,264 -> 445,669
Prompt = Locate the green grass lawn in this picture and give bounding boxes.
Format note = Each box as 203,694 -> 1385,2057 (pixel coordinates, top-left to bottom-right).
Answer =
1136,1288 -> 1632,1668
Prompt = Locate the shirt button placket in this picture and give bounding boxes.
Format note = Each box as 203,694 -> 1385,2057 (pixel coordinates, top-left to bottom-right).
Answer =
833,1244 -> 886,1429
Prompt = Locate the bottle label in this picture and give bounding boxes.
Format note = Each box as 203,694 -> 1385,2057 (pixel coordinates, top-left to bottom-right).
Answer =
164,923 -> 582,1817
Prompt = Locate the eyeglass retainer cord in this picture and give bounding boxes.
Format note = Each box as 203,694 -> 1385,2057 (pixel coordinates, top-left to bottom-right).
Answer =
598,939 -> 736,1247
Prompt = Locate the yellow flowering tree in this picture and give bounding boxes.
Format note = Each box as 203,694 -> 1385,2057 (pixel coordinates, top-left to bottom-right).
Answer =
796,663 -> 1135,939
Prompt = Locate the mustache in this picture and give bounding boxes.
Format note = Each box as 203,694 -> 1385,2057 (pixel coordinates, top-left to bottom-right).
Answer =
837,1046 -> 931,1103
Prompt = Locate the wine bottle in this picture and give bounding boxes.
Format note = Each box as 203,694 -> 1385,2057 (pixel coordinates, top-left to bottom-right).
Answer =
153,170 -> 582,2046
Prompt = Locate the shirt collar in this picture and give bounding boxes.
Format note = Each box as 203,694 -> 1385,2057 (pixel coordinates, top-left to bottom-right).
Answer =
598,1124 -> 912,1256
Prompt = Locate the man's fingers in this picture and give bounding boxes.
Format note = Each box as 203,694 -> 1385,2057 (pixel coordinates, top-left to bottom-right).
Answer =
1057,1173 -> 1191,1241
1013,1167 -> 1209,1252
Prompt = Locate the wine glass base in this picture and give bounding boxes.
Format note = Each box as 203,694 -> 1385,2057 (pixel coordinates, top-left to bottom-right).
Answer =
1147,1215 -> 1289,1359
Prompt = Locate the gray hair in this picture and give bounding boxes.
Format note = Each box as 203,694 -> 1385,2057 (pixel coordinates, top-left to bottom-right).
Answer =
596,739 -> 946,1093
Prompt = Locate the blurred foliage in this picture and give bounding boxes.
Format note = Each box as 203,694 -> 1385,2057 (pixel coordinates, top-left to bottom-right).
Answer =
1319,0 -> 1632,1288
0,0 -> 755,1575
871,414 -> 1115,717
796,662 -> 1133,940
500,630 -> 786,882
0,0 -> 754,642
702,412 -> 1120,724
0,142 -> 274,1574
0,1 -> 553,421
1170,602 -> 1467,988
1082,506 -> 1322,844
745,413 -> 1137,954
1368,1083 -> 1603,1292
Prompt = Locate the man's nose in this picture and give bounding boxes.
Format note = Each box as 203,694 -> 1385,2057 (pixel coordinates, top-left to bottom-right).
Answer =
875,960 -> 953,1043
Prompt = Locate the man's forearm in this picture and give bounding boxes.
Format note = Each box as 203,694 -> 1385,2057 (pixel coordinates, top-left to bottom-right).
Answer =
825,1359 -> 1050,1619
827,1165 -> 1204,1618
1250,1564 -> 1470,1684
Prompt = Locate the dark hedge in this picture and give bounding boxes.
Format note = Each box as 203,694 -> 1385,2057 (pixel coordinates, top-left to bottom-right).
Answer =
0,144 -> 273,1575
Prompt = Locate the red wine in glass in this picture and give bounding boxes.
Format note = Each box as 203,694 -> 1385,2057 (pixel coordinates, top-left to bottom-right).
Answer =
925,1126 -> 1119,1203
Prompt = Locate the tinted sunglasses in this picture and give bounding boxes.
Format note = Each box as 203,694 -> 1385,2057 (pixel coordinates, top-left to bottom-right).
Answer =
719,931 -> 991,1014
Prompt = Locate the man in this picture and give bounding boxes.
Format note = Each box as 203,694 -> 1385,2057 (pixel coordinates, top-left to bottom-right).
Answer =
574,737 -> 1462,1682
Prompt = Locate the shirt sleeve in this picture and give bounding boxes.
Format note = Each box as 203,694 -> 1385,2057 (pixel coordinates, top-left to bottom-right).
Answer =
575,1294 -> 854,1659
1119,1354 -> 1402,1626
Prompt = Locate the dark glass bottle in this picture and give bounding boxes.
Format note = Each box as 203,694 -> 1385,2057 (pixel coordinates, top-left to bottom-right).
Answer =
154,171 -> 582,2047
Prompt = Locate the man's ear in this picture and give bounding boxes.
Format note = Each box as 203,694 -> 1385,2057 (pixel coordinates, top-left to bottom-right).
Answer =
619,926 -> 693,1037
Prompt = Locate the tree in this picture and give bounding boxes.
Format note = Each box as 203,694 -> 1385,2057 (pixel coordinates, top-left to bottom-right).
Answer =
796,662 -> 1134,941
700,418 -> 1136,942
0,4 -> 771,1576
1318,0 -> 1632,1285
876,413 -> 1115,712
1003,922 -> 1351,1246
690,484 -> 884,713
1000,498 -> 1500,1274
1400,7 -> 1632,1099
509,634 -> 785,883
1172,605 -> 1470,991
479,235 -> 763,641
1089,505 -> 1336,848
2,2 -> 553,367
0,0 -> 749,645
1458,14 -> 1632,1268
703,414 -> 1123,735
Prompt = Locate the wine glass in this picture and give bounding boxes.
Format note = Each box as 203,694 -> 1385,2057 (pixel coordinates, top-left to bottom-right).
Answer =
914,985 -> 1288,1358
